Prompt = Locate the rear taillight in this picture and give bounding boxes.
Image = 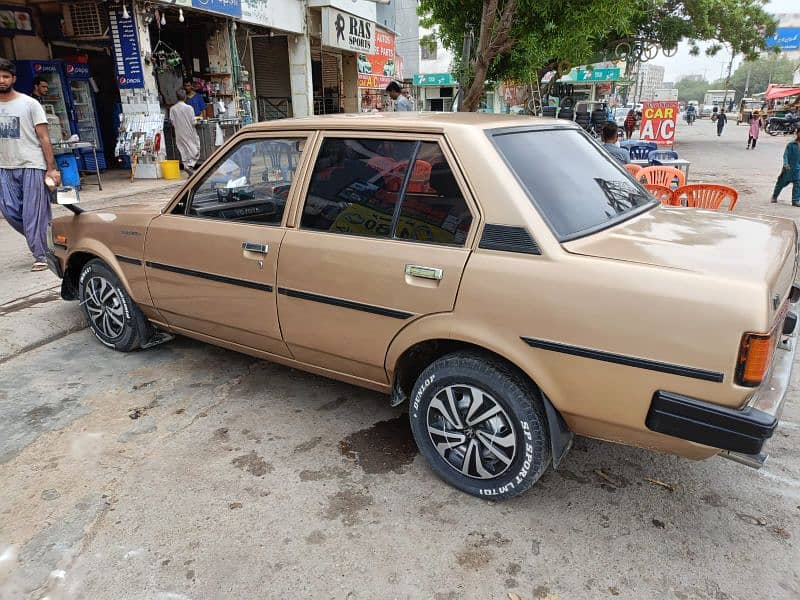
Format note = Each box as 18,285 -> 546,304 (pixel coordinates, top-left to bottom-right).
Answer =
736,332 -> 776,387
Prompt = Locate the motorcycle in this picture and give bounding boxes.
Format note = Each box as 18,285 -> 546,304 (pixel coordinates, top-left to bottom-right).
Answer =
766,114 -> 799,136
684,111 -> 696,126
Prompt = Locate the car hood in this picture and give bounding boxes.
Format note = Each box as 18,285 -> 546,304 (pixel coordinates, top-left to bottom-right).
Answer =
564,206 -> 797,306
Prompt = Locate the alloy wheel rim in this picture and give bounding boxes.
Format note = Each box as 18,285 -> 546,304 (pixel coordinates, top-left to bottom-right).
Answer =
426,385 -> 517,479
84,276 -> 125,340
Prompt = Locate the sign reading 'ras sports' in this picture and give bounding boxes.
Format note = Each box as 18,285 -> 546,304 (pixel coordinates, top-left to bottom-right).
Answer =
322,7 -> 375,54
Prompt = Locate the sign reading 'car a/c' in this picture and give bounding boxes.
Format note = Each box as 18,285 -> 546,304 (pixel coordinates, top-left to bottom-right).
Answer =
322,7 -> 375,54
639,101 -> 679,146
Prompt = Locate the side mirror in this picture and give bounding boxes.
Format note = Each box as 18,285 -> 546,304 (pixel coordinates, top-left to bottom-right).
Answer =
56,186 -> 80,205
54,186 -> 84,214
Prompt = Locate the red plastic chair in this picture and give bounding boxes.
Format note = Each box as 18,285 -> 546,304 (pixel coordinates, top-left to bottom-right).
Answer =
385,160 -> 432,193
624,163 -> 642,177
674,184 -> 738,211
639,166 -> 686,189
645,184 -> 678,206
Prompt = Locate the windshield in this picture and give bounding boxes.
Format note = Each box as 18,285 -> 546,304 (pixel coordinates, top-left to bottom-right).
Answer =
491,128 -> 656,240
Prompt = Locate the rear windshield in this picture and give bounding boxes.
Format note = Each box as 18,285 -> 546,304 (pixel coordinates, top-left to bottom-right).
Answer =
491,128 -> 656,240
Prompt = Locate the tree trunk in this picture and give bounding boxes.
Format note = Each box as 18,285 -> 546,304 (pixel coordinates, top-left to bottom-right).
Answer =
460,59 -> 489,112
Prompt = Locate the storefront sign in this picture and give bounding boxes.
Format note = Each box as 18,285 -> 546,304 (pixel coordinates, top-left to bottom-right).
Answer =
109,5 -> 144,89
192,0 -> 242,17
0,5 -> 34,36
639,101 -> 678,146
322,7 -> 375,53
65,63 -> 91,79
576,67 -> 620,82
240,0 -> 304,33
357,28 -> 396,88
766,28 -> 800,52
413,73 -> 455,86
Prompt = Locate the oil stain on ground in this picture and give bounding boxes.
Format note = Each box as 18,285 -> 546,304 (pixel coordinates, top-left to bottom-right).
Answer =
338,416 -> 418,474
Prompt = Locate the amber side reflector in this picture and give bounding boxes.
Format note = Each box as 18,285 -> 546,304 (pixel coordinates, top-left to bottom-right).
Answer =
736,332 -> 775,387
54,234 -> 68,245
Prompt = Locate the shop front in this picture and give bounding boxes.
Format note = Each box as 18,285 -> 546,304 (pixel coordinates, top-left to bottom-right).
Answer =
310,1 -> 377,114
357,27 -> 400,112
412,73 -> 457,111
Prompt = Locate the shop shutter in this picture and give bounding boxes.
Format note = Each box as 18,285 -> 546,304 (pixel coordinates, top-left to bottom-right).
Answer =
252,36 -> 292,119
322,51 -> 341,91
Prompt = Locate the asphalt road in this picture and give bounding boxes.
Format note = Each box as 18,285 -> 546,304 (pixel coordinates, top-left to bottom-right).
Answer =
1,119 -> 799,600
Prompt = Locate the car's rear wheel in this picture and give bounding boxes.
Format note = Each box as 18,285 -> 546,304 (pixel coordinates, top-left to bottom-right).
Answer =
408,352 -> 551,499
79,259 -> 151,352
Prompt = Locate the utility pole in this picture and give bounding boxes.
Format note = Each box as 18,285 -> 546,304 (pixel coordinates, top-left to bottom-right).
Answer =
744,62 -> 752,97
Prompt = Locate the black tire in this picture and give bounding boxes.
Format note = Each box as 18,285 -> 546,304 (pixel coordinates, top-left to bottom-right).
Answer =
78,259 -> 152,352
408,352 -> 551,499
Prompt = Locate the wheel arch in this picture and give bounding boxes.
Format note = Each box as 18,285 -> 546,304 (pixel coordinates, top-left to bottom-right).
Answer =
386,322 -> 574,468
63,243 -> 134,301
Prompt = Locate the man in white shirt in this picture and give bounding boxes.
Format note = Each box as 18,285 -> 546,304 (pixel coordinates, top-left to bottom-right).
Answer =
0,59 -> 61,271
170,89 -> 201,174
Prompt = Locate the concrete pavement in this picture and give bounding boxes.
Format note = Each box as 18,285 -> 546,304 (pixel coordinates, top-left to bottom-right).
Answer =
1,122 -> 799,599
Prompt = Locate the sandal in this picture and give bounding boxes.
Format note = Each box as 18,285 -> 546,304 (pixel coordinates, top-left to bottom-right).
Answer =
31,261 -> 47,272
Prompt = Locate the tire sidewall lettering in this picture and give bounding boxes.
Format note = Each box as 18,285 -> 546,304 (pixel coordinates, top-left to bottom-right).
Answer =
411,373 -> 435,418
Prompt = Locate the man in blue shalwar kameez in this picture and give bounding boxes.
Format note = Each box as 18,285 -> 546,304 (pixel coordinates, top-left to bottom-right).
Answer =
0,58 -> 61,271
771,128 -> 800,206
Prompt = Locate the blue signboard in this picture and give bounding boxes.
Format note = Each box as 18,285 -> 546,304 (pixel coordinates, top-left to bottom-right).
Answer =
108,4 -> 144,89
192,0 -> 242,18
766,27 -> 800,52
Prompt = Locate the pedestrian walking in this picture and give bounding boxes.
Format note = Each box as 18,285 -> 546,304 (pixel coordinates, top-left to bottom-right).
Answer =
771,128 -> 800,206
0,58 -> 61,272
624,110 -> 636,139
170,89 -> 201,174
747,111 -> 761,149
386,81 -> 412,111
716,110 -> 727,136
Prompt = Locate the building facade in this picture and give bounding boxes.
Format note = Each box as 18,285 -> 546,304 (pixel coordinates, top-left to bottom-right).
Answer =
634,64 -> 666,102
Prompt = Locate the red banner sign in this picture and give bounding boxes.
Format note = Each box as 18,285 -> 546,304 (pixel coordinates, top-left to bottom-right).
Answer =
357,28 -> 398,88
639,101 -> 678,146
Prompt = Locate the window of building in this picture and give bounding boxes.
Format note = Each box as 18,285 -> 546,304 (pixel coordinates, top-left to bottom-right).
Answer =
184,138 -> 305,224
421,40 -> 437,61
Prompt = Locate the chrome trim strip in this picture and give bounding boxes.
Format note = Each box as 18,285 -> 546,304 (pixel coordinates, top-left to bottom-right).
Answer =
521,337 -> 724,383
278,287 -> 414,319
145,261 -> 273,292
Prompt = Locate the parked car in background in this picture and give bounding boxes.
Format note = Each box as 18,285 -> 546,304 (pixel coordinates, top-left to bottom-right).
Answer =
46,113 -> 799,499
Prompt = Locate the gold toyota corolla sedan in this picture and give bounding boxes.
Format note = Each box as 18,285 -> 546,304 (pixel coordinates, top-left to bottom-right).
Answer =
47,113 -> 798,499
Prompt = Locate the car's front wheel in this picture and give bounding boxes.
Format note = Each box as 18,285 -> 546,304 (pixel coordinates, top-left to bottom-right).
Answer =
408,352 -> 551,499
79,259 -> 151,352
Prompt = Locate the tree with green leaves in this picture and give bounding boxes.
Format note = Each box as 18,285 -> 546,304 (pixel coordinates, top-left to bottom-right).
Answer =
419,0 -> 777,112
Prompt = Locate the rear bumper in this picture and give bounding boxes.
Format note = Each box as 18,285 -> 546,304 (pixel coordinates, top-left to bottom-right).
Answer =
646,310 -> 797,455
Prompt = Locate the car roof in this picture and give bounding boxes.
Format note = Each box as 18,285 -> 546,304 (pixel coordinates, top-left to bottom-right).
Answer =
237,112 -> 580,134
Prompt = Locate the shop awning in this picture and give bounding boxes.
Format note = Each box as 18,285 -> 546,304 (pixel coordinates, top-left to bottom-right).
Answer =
765,84 -> 800,100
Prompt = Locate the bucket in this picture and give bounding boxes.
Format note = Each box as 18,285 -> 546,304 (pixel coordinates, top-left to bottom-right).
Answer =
161,160 -> 180,180
56,154 -> 80,188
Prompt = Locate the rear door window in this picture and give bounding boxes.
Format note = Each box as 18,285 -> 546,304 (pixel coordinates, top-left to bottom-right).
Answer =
301,138 -> 417,238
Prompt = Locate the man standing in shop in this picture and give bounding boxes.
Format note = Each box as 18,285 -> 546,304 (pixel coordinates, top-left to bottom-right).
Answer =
183,80 -> 206,117
0,59 -> 61,271
171,89 -> 201,175
386,81 -> 412,111
31,77 -> 48,104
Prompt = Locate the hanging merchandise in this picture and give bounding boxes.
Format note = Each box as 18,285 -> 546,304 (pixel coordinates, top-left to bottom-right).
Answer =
150,39 -> 183,74
115,89 -> 165,179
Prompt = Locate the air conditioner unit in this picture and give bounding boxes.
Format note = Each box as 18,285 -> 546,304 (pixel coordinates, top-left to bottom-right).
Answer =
63,2 -> 109,39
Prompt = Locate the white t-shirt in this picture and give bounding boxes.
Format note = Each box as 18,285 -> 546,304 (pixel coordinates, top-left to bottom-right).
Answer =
0,93 -> 48,170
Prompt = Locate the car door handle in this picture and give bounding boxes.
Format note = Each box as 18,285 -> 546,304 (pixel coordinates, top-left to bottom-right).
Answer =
242,242 -> 269,254
405,264 -> 443,280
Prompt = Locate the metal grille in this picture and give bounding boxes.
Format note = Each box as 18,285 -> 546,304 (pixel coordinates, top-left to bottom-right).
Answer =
67,3 -> 108,38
